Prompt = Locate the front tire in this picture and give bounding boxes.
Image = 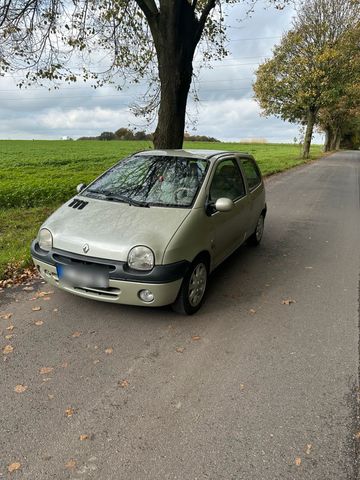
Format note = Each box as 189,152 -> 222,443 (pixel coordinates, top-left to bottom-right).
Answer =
172,258 -> 208,315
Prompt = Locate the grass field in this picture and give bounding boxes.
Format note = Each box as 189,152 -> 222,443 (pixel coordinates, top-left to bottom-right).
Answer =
0,140 -> 323,279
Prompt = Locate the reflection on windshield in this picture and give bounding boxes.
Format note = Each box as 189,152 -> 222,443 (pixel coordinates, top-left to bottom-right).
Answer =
82,155 -> 208,207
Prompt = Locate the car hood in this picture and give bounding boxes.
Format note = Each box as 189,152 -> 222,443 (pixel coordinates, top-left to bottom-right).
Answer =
42,197 -> 191,264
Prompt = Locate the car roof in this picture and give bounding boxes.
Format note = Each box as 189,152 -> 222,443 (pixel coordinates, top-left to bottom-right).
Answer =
134,149 -> 252,161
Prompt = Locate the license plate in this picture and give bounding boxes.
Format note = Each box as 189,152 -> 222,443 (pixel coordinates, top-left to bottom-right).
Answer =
56,264 -> 109,289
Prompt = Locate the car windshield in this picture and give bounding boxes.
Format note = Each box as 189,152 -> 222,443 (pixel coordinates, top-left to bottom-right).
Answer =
82,154 -> 209,208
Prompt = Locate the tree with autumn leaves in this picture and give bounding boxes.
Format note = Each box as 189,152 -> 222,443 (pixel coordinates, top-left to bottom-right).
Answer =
0,0 -> 290,149
253,0 -> 360,158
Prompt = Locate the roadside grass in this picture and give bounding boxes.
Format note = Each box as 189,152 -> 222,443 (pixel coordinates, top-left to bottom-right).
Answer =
0,140 -> 323,279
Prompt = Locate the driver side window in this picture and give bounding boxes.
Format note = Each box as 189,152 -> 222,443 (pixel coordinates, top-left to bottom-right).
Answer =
209,159 -> 246,202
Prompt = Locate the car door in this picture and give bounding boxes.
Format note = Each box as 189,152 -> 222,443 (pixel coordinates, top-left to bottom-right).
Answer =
206,157 -> 250,268
239,157 -> 264,235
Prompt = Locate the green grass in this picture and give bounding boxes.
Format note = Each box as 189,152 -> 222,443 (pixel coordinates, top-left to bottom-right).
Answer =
0,140 -> 322,279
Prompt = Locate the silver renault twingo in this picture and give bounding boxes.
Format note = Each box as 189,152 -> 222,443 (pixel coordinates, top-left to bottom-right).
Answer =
31,149 -> 266,314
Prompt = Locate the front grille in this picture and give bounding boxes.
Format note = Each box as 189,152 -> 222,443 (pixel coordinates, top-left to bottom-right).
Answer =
73,286 -> 120,298
52,253 -> 117,273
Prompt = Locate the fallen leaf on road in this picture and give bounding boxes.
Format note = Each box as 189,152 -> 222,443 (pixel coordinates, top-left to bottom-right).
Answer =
34,320 -> 44,326
79,434 -> 88,441
39,366 -> 54,375
5,334 -> 13,340
281,298 -> 296,305
118,379 -> 129,388
295,457 -> 302,466
0,313 -> 12,320
65,459 -> 76,470
65,407 -> 75,417
14,384 -> 28,393
8,462 -> 21,473
48,394 -> 55,400
71,331 -> 81,338
191,335 -> 201,341
176,347 -> 185,353
355,432 -> 360,439
6,325 -> 15,331
32,306 -> 41,312
105,347 -> 113,354
93,359 -> 100,364
23,286 -> 34,291
306,444 -> 312,454
36,291 -> 54,298
240,384 -> 245,390
3,344 -> 14,354
249,309 -> 256,315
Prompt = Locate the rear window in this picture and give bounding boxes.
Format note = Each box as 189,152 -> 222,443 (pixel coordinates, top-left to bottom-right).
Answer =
241,159 -> 261,190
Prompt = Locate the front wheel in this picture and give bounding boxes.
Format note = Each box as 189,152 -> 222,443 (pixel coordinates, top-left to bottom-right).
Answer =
172,259 -> 208,315
248,214 -> 265,246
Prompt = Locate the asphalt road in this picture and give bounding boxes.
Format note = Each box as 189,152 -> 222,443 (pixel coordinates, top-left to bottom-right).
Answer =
1,150 -> 359,480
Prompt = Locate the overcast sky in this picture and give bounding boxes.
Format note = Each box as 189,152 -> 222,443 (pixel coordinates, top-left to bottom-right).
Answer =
0,1 -> 324,144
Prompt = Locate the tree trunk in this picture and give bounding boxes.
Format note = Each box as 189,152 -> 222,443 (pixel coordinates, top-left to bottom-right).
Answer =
329,126 -> 340,150
335,131 -> 341,150
148,1 -> 199,149
302,107 -> 317,159
324,127 -> 332,152
153,52 -> 193,149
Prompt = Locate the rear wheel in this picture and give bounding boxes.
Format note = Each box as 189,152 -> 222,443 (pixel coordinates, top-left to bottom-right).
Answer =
172,258 -> 208,315
248,214 -> 265,246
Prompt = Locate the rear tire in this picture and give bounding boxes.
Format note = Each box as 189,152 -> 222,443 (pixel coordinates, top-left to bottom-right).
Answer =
171,258 -> 208,315
248,214 -> 265,246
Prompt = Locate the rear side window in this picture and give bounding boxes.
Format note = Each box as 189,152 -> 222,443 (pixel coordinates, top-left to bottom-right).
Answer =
241,158 -> 261,190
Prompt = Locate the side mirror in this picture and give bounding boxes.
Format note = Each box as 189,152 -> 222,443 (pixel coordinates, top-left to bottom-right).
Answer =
76,183 -> 86,193
215,197 -> 234,212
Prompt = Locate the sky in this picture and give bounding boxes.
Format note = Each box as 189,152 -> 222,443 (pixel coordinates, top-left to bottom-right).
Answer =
0,1 -> 324,144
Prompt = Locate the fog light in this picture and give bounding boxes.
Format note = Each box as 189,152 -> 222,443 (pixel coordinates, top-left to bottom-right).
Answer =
138,289 -> 154,303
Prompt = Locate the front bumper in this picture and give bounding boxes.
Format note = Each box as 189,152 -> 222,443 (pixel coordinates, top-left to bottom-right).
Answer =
31,241 -> 188,307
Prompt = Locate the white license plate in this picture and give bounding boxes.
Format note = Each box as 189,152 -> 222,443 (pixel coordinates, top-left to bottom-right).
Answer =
56,264 -> 109,289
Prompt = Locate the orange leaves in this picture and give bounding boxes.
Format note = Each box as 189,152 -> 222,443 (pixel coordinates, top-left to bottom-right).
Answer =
295,457 -> 302,466
176,347 -> 185,353
71,331 -> 81,338
8,462 -> 21,473
14,384 -> 28,393
65,459 -> 76,470
79,434 -> 89,441
0,312 -> 12,320
34,320 -> 44,326
281,298 -> 296,305
105,347 -> 113,354
32,306 -> 41,312
65,407 -> 75,417
118,379 -> 129,388
39,366 -> 54,375
191,335 -> 201,341
3,344 -> 14,354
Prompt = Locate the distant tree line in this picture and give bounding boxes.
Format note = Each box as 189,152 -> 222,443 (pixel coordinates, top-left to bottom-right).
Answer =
77,128 -> 219,142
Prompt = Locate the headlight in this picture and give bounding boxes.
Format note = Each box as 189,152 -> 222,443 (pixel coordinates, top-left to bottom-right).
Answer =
127,246 -> 154,271
38,228 -> 53,251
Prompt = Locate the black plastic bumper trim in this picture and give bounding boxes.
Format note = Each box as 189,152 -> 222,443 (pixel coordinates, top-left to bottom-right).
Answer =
31,240 -> 190,284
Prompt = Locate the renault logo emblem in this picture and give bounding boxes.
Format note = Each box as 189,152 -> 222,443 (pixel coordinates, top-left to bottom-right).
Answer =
83,244 -> 90,254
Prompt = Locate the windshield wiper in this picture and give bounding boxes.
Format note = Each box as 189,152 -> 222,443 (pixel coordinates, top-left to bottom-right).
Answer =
104,193 -> 150,207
